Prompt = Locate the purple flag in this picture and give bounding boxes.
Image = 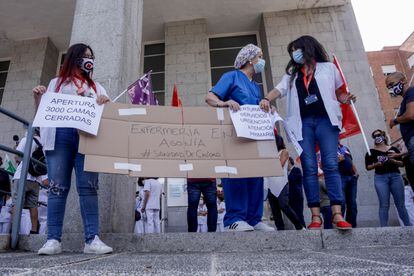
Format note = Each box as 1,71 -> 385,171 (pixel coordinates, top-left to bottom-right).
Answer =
127,71 -> 159,105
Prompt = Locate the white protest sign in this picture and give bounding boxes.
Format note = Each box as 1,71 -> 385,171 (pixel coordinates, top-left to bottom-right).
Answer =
283,121 -> 303,156
33,93 -> 104,135
229,105 -> 275,140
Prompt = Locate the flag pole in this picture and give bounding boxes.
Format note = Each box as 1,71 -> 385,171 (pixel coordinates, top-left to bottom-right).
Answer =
333,54 -> 371,155
112,88 -> 128,102
350,100 -> 371,155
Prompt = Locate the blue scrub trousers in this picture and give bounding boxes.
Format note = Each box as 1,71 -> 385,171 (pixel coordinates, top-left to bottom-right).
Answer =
222,177 -> 263,227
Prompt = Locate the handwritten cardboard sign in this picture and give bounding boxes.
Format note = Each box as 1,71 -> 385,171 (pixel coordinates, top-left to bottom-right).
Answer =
229,105 -> 275,140
33,93 -> 104,135
79,104 -> 283,178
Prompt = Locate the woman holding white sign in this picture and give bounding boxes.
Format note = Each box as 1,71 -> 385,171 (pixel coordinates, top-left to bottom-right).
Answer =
32,43 -> 112,255
205,44 -> 274,232
260,36 -> 355,230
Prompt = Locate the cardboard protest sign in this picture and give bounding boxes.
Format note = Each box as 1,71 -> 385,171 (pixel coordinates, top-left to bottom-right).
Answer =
79,103 -> 283,178
33,93 -> 104,135
229,105 -> 275,140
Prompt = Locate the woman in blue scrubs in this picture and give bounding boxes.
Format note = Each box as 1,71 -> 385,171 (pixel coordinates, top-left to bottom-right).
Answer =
205,44 -> 274,232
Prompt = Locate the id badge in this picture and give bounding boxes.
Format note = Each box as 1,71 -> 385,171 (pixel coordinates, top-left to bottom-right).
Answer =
304,94 -> 318,105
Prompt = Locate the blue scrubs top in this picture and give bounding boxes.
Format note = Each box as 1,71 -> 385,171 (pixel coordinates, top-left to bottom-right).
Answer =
211,70 -> 261,105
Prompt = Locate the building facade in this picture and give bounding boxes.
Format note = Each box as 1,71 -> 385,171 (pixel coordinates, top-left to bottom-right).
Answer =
0,0 -> 395,232
367,33 -> 414,141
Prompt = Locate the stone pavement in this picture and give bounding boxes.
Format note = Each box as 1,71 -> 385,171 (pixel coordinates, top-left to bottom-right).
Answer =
1,246 -> 414,275
0,227 -> 413,275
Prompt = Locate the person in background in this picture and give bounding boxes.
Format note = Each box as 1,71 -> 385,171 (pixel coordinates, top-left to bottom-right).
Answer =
319,176 -> 332,229
141,178 -> 163,234
365,129 -> 411,227
338,143 -> 359,228
260,35 -> 355,230
397,177 -> 414,226
0,157 -> 11,213
187,179 -> 217,233
37,187 -> 48,235
33,43 -> 112,255
205,44 -> 273,232
216,190 -> 226,232
11,129 -> 43,235
0,196 -> 12,233
266,135 -> 303,230
287,157 -> 305,227
197,197 -> 208,233
386,72 -> 414,166
134,179 -> 145,235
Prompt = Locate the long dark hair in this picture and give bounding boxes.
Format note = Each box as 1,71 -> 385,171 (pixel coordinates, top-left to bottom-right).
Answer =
275,134 -> 286,151
285,35 -> 330,76
56,43 -> 96,92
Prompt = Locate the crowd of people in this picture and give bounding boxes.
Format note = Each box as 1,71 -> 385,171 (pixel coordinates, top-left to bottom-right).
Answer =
0,34 -> 412,256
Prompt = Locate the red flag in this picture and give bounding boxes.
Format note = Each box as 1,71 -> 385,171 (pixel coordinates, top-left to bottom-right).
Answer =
171,84 -> 182,107
332,55 -> 361,140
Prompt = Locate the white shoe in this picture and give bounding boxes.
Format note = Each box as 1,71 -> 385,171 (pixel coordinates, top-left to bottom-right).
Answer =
83,236 -> 113,254
38,239 -> 62,255
253,222 -> 275,232
224,221 -> 254,232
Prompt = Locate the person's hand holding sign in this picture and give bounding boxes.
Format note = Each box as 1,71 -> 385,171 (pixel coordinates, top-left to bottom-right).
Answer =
33,85 -> 47,112
96,95 -> 110,105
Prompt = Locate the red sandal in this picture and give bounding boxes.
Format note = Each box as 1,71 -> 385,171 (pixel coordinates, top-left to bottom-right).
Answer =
332,212 -> 352,230
307,215 -> 323,230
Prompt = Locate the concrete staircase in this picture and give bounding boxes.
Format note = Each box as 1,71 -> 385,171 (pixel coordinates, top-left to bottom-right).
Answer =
1,227 -> 413,253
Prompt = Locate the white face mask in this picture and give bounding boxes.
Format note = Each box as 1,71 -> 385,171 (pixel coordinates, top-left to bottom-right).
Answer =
78,58 -> 94,73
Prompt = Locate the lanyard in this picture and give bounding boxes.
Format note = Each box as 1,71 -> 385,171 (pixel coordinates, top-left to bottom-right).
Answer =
301,67 -> 314,96
73,78 -> 86,95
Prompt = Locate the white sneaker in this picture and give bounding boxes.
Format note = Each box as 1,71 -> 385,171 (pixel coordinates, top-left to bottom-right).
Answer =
253,222 -> 275,232
38,239 -> 62,255
83,236 -> 113,254
224,221 -> 254,232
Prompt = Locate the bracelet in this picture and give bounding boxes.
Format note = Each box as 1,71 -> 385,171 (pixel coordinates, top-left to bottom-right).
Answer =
393,118 -> 399,125
262,97 -> 270,102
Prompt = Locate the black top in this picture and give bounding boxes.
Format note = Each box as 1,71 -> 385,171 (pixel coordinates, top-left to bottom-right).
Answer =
296,70 -> 328,118
338,145 -> 354,176
399,87 -> 414,144
288,166 -> 303,197
0,169 -> 10,197
365,147 -> 402,175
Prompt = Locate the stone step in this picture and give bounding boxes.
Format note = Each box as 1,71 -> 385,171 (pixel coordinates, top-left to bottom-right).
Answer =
1,227 -> 413,253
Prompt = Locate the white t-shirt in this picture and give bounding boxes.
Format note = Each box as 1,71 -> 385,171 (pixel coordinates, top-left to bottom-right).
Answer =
276,62 -> 344,141
0,198 -> 12,223
40,77 -> 109,151
12,136 -> 41,182
265,151 -> 289,197
143,179 -> 163,210
217,201 -> 226,222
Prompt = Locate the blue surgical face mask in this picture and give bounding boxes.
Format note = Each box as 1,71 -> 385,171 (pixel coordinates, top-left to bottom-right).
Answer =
253,58 -> 266,74
292,49 -> 305,64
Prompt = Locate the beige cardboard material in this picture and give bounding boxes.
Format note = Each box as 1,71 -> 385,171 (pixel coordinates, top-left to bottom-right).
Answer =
80,103 -> 283,178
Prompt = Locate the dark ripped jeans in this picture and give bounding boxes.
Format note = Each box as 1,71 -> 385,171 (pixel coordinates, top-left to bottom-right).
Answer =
46,128 -> 99,243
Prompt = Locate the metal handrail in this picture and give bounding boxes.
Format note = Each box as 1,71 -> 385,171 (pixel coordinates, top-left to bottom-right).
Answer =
0,106 -> 45,249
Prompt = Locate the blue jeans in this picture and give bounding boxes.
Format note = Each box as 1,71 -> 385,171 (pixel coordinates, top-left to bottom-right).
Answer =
46,128 -> 99,243
406,136 -> 414,165
222,177 -> 263,227
187,181 -> 217,232
299,115 -> 343,207
374,173 -> 412,227
341,175 -> 358,227
320,206 -> 333,229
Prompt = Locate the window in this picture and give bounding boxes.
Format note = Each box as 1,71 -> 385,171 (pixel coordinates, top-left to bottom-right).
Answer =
143,43 -> 165,105
56,52 -> 66,75
381,65 -> 396,76
408,53 -> 414,68
209,35 -> 264,96
0,60 -> 11,105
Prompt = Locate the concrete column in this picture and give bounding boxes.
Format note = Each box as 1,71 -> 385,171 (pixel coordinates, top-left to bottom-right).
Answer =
63,0 -> 143,235
165,19 -> 210,106
262,3 -> 392,227
0,38 -> 58,147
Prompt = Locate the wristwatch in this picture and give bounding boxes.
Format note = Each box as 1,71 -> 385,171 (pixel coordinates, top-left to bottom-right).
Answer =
393,118 -> 399,125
